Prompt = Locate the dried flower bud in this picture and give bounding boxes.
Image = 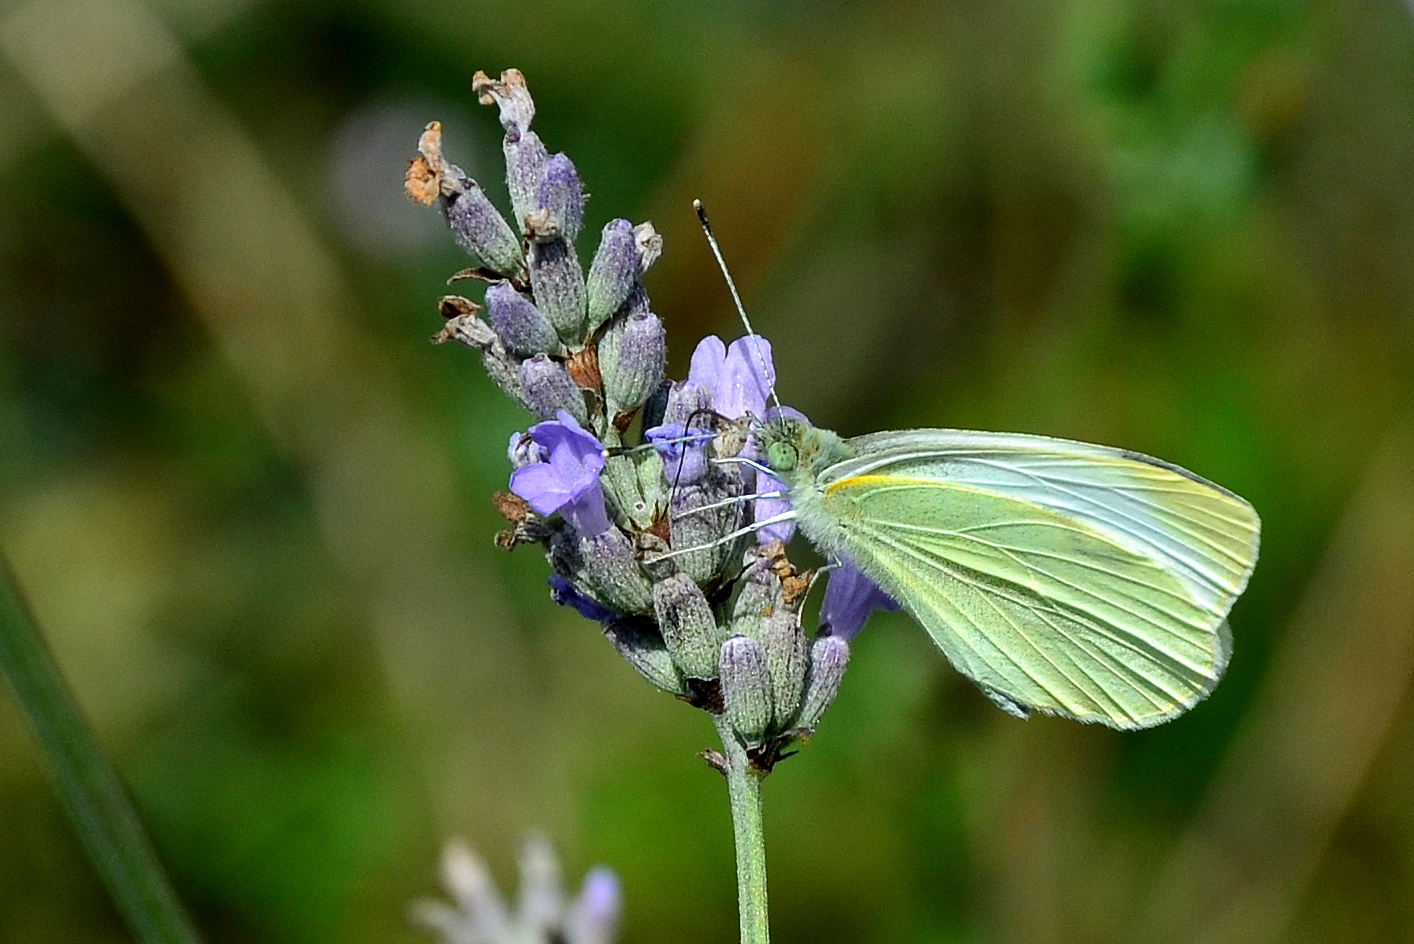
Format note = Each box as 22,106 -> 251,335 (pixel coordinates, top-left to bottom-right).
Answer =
603,618 -> 684,695
529,238 -> 588,345
720,635 -> 773,743
473,68 -> 536,133
520,354 -> 587,424
653,573 -> 722,680
485,281 -> 560,357
585,219 -> 637,330
795,635 -> 850,733
633,221 -> 663,273
536,154 -> 584,244
442,169 -> 525,278
598,311 -> 666,416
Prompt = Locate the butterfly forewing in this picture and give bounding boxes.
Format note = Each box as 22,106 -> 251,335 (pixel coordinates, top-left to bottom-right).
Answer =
812,429 -> 1259,728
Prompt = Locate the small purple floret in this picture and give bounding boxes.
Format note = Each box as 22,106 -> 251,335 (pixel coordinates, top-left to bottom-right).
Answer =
820,564 -> 900,640
549,574 -> 615,623
687,334 -> 776,420
509,410 -> 611,536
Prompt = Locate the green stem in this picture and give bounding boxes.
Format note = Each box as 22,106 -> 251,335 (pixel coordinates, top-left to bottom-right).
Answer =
0,553 -> 202,944
715,717 -> 770,944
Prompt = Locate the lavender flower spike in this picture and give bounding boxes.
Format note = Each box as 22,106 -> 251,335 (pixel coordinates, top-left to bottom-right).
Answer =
509,411 -> 610,536
819,564 -> 901,641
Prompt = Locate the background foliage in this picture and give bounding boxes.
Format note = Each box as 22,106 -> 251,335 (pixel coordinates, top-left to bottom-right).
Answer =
3,0 -> 1414,941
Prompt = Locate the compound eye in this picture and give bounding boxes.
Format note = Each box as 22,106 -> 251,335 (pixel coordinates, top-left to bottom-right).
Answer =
766,440 -> 798,472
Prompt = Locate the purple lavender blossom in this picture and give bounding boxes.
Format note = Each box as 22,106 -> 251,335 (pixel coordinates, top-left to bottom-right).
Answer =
646,334 -> 797,541
509,411 -> 611,536
819,564 -> 900,640
549,574 -> 615,623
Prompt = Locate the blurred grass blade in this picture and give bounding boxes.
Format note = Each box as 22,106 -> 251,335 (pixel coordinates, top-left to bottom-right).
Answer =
0,553 -> 202,944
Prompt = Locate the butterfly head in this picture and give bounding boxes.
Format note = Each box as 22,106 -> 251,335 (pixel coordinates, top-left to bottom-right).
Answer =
755,414 -> 850,486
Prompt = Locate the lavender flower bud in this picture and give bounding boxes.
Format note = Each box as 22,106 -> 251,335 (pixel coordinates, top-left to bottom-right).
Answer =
669,481 -> 742,586
529,238 -> 588,345
565,867 -> 622,944
633,221 -> 663,273
441,169 -> 524,278
536,153 -> 584,244
597,453 -> 647,528
598,311 -> 666,416
603,618 -> 684,695
485,281 -> 560,357
520,354 -> 588,424
729,554 -> 778,638
560,527 -> 653,614
505,129 -> 549,233
760,607 -> 808,729
634,448 -> 668,526
517,835 -> 563,935
720,635 -> 774,742
795,634 -> 850,733
653,573 -> 722,680
585,219 -> 637,330
473,70 -> 547,230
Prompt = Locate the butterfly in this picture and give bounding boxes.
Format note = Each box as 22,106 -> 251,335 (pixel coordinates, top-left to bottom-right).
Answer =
749,417 -> 1259,729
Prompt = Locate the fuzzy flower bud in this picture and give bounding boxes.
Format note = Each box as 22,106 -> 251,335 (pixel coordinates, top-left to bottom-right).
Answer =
668,480 -> 743,586
598,311 -> 666,416
602,617 -> 684,695
535,153 -> 584,244
520,354 -> 588,425
653,573 -> 722,680
442,170 -> 525,278
720,635 -> 774,743
585,219 -> 638,330
760,607 -> 809,727
485,281 -> 560,357
529,238 -> 588,345
567,527 -> 654,613
795,635 -> 850,733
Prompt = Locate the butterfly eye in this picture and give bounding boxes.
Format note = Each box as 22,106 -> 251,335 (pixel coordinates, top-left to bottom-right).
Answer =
766,440 -> 798,472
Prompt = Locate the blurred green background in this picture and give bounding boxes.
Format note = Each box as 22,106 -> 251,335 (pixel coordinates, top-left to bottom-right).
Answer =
3,0 -> 1414,941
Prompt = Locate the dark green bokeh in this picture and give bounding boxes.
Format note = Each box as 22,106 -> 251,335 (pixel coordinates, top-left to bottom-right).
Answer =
3,0 -> 1414,941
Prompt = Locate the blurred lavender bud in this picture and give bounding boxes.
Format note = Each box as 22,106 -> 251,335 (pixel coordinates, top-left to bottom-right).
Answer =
633,221 -> 663,273
760,607 -> 808,729
516,835 -> 563,937
565,867 -> 622,944
653,573 -> 723,680
535,153 -> 585,243
411,841 -> 512,944
599,311 -> 666,416
442,168 -> 525,278
585,219 -> 637,329
720,635 -> 774,742
520,354 -> 588,425
529,238 -> 588,345
795,635 -> 850,733
555,526 -> 654,614
485,281 -> 560,357
603,617 -> 685,695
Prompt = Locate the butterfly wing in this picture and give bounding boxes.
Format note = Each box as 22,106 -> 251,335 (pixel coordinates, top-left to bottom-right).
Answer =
809,429 -> 1259,728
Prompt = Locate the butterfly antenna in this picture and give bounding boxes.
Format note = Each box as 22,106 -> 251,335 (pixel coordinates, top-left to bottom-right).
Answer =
694,200 -> 783,414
